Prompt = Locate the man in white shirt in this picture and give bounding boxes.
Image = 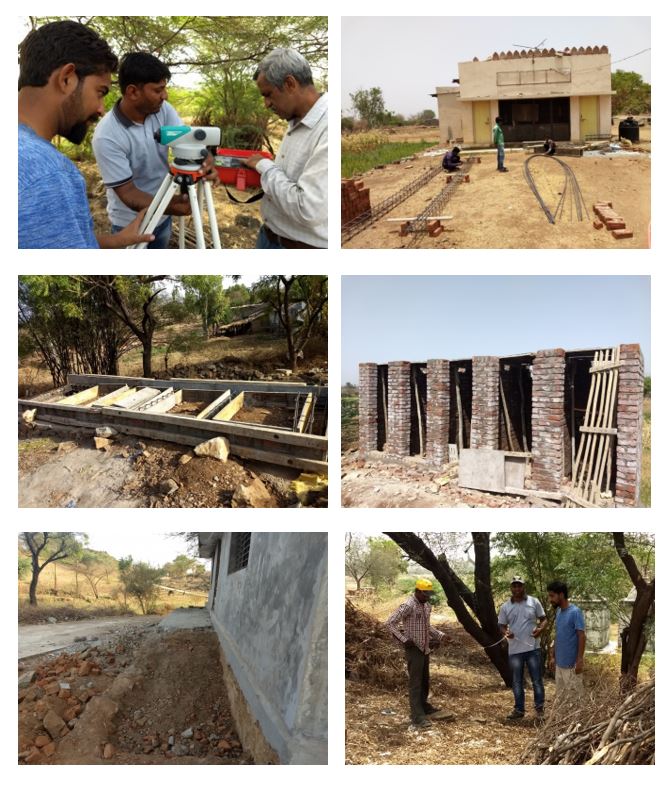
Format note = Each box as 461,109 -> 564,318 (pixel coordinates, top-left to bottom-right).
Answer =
244,48 -> 328,249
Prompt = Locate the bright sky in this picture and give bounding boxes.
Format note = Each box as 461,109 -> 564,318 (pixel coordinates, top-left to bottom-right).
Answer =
342,16 -> 651,116
341,276 -> 651,384
82,531 -> 206,568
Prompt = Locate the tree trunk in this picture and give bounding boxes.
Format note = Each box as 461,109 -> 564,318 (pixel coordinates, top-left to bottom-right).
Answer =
142,339 -> 152,377
613,532 -> 655,691
29,569 -> 39,606
385,532 -> 512,686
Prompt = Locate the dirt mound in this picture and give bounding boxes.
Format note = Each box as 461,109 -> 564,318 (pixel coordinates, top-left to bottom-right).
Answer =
345,599 -> 405,688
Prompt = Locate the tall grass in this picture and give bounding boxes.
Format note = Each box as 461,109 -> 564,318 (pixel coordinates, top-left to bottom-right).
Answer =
342,133 -> 438,178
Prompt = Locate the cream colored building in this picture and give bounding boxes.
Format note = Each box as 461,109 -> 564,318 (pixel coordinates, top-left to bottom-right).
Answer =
434,46 -> 613,146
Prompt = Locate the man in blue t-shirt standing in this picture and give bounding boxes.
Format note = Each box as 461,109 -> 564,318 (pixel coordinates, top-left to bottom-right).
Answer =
547,580 -> 586,697
18,20 -> 153,249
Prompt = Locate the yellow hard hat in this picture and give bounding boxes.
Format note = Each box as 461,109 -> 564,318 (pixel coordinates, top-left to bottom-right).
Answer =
415,579 -> 434,591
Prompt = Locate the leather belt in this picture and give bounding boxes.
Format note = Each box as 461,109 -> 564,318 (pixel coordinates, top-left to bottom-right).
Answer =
263,224 -> 321,250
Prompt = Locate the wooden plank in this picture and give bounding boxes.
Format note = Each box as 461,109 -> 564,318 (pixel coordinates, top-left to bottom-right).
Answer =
90,385 -> 133,407
296,392 -> 314,433
454,368 -> 464,449
385,215 -> 453,222
589,361 -> 621,373
412,368 -> 424,456
579,426 -> 617,436
498,376 -> 515,452
196,389 -> 231,420
67,373 -> 325,397
58,385 -> 99,406
213,392 -> 244,422
563,491 -> 600,509
505,486 -> 564,502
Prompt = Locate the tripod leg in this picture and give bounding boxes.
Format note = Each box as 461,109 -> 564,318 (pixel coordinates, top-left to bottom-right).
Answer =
179,216 -> 186,249
203,180 -> 222,249
187,182 -> 206,249
133,175 -> 179,250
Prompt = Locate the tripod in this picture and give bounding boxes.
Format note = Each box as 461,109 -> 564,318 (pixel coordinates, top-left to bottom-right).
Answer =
132,166 -> 221,250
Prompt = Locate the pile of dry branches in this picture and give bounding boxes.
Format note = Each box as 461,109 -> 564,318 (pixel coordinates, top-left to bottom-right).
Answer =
345,598 -> 405,688
523,673 -> 655,765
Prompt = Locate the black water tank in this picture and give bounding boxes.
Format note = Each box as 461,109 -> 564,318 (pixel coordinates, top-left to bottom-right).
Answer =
619,119 -> 640,143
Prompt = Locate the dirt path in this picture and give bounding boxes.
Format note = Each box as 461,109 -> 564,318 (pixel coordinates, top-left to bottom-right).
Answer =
19,616 -> 161,660
344,151 -> 650,249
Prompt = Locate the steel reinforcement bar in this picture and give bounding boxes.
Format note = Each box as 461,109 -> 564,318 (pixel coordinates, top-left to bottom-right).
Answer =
341,163 -> 441,243
405,159 -> 474,247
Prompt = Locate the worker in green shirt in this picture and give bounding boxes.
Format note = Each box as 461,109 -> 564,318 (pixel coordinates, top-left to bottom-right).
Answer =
493,116 -> 508,172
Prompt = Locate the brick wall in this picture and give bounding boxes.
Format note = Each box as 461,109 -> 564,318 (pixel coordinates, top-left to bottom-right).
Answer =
615,344 -> 644,506
471,356 -> 499,449
387,361 -> 411,457
531,348 -> 566,491
358,363 -> 378,457
427,359 -> 450,466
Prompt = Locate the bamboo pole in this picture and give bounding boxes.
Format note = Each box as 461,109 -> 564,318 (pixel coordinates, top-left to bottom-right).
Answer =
454,368 -> 464,449
412,368 -> 424,457
499,373 -> 516,451
518,365 -> 528,452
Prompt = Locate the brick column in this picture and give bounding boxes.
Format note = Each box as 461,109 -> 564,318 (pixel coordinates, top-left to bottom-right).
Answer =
387,361 -> 411,457
615,344 -> 644,507
471,356 -> 499,449
427,359 -> 450,466
358,363 -> 378,457
530,348 -> 566,491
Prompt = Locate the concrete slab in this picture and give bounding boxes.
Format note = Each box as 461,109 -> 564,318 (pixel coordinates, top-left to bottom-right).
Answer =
505,456 -> 527,489
158,607 -> 212,632
459,449 -> 505,493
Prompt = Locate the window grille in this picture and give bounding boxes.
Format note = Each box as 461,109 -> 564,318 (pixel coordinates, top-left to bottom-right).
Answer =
228,533 -> 251,574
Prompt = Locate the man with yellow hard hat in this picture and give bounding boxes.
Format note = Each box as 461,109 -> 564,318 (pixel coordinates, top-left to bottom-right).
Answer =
386,578 -> 445,728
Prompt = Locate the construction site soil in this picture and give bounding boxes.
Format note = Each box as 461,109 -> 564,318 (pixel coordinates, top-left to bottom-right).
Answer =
342,451 -> 531,508
18,429 -> 304,508
343,150 -> 650,249
19,625 -> 251,765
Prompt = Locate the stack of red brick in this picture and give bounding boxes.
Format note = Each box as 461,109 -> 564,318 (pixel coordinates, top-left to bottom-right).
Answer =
593,201 -> 633,239
342,179 -> 371,225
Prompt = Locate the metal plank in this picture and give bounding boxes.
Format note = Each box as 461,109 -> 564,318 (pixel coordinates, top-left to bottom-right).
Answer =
112,387 -> 161,410
196,389 -> 231,420
89,385 -> 133,407
67,373 -> 326,398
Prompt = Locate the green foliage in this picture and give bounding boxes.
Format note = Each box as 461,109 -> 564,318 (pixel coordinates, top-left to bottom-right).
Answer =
366,538 -> 408,590
25,16 -> 328,157
341,139 -> 438,178
341,116 -> 355,133
120,561 -> 163,614
162,328 -> 205,372
611,70 -> 651,115
491,533 -> 654,618
350,87 -> 387,128
18,556 -> 31,580
643,375 -> 651,398
225,283 -> 251,306
163,554 -> 198,578
179,275 -> 228,338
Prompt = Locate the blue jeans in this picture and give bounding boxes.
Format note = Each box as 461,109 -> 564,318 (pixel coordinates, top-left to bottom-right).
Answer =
497,146 -> 505,170
509,649 -> 545,712
256,225 -> 285,249
112,217 -> 172,249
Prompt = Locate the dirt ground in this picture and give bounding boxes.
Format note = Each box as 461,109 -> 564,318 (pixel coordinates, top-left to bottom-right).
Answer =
344,149 -> 650,249
19,624 -> 251,765
342,451 -> 531,508
80,161 -> 263,249
18,430 -> 304,508
346,614 -> 547,765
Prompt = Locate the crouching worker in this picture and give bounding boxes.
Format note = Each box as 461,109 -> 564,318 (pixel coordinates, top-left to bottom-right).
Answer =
244,48 -> 328,249
543,138 -> 557,156
386,579 -> 445,728
442,146 -> 462,172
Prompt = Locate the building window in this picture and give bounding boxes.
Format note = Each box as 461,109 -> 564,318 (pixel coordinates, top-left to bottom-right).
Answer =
228,533 -> 251,574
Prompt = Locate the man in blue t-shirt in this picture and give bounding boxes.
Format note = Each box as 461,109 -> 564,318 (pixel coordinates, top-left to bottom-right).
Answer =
18,20 -> 154,249
547,580 -> 586,697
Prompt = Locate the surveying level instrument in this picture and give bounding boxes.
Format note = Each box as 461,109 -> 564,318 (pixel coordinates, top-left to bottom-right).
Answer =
132,125 -> 222,250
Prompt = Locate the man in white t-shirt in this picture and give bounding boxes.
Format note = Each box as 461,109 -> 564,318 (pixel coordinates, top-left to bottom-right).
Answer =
498,576 -> 547,719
